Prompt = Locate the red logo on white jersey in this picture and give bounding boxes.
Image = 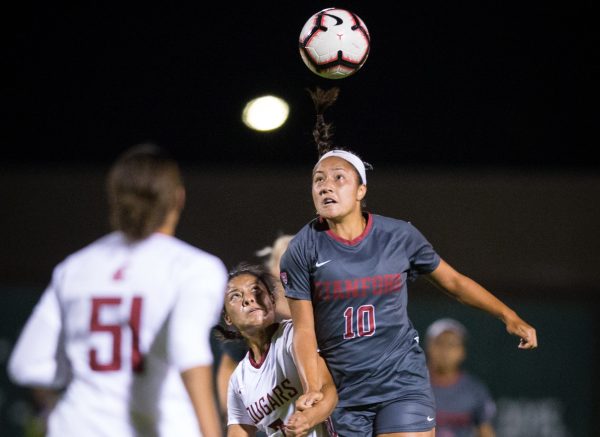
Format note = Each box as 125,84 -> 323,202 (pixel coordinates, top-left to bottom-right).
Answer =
113,266 -> 126,281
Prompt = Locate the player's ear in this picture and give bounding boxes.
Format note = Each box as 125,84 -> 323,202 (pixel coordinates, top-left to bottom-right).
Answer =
357,184 -> 367,201
223,313 -> 233,326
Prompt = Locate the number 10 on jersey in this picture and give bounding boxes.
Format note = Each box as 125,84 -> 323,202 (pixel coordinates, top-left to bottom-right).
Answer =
343,305 -> 376,339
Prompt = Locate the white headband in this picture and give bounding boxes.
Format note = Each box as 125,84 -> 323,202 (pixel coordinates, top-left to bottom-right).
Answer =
317,150 -> 367,185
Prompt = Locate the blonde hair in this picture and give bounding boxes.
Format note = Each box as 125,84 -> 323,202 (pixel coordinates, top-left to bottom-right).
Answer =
256,234 -> 294,275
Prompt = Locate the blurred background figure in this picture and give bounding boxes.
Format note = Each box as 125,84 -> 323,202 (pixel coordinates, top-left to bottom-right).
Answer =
216,234 -> 293,429
425,318 -> 497,437
256,234 -> 294,321
7,144 -> 227,437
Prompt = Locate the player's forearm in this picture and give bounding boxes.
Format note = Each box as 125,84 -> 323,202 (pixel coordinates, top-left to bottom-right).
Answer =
293,330 -> 322,392
428,260 -> 516,322
217,354 -> 238,418
288,298 -> 322,393
299,380 -> 338,428
436,269 -> 538,348
193,393 -> 222,436
181,365 -> 224,437
447,274 -> 517,322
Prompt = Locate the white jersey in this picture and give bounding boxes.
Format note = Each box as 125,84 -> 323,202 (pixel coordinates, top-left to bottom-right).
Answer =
227,320 -> 333,437
8,232 -> 227,437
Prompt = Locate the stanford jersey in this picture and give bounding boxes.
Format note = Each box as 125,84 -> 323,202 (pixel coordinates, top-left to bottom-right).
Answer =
280,213 -> 440,407
227,320 -> 334,436
8,232 -> 227,437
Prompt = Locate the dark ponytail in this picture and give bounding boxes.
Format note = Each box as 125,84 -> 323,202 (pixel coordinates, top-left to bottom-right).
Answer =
307,87 -> 373,192
307,87 -> 340,157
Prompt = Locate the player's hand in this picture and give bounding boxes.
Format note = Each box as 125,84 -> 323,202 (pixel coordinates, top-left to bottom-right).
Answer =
295,390 -> 323,411
284,411 -> 311,437
505,314 -> 538,349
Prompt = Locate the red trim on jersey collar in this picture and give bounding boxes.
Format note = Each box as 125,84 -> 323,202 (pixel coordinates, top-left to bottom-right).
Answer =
325,212 -> 373,246
248,342 -> 271,369
247,323 -> 281,368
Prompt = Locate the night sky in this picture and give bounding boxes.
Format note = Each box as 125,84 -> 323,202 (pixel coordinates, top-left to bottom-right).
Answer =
5,2 -> 587,169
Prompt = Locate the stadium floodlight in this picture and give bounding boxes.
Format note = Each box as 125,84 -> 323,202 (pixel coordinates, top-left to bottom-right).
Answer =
242,95 -> 289,132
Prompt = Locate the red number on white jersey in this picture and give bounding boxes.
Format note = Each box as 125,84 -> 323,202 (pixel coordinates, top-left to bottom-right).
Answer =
89,296 -> 144,372
268,418 -> 286,435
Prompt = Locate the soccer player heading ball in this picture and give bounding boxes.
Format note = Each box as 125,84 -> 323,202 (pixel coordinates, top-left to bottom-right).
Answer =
280,87 -> 538,436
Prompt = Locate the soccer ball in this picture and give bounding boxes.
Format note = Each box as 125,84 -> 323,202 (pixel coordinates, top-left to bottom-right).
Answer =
299,8 -> 370,79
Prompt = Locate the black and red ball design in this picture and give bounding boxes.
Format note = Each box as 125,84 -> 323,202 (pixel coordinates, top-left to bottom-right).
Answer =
299,8 -> 370,79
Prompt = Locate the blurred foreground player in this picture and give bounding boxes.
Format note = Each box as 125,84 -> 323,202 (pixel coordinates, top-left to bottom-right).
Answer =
426,318 -> 496,437
256,234 -> 295,321
8,144 -> 227,437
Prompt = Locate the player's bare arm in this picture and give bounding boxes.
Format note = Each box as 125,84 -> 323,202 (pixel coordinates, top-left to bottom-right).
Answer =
287,297 -> 324,408
426,259 -> 538,349
285,354 -> 338,436
217,352 -> 240,419
182,365 -> 224,437
287,363 -> 337,434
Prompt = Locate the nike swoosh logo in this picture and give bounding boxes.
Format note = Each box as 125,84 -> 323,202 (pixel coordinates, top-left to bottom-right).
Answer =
322,13 -> 343,26
315,260 -> 332,268
427,416 -> 435,422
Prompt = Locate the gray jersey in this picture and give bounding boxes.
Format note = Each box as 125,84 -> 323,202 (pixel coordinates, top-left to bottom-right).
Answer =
280,213 -> 440,407
432,372 -> 496,437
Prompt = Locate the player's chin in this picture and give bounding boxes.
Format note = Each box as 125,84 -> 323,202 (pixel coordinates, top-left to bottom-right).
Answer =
317,206 -> 341,220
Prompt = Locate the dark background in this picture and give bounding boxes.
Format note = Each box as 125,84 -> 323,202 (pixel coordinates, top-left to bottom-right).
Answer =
4,2 -> 589,168
2,2 -> 597,436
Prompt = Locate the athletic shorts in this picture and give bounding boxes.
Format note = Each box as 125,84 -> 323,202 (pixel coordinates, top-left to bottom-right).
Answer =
331,395 -> 436,436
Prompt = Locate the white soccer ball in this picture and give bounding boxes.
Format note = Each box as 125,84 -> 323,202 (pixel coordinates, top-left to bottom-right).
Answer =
299,8 -> 370,79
